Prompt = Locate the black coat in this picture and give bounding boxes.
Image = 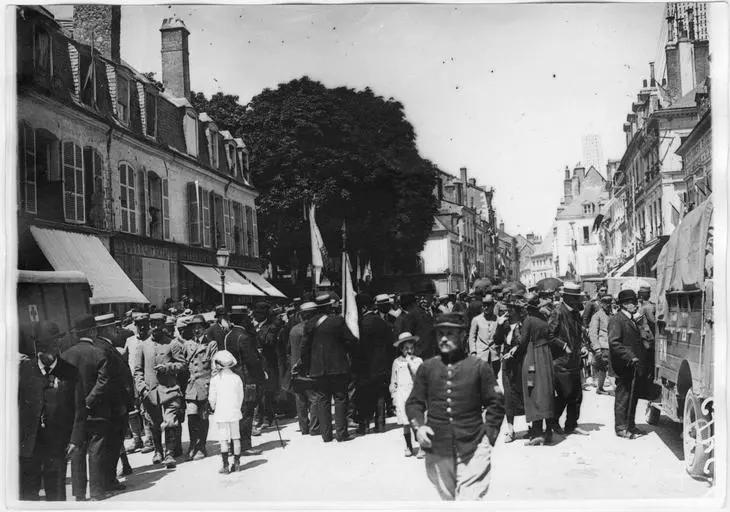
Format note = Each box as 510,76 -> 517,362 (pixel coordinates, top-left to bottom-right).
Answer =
61,338 -> 111,420
301,314 -> 357,377
608,311 -> 653,378
18,356 -> 85,458
356,312 -> 394,383
206,322 -> 228,348
223,325 -> 266,386
398,307 -> 436,360
547,304 -> 588,373
93,337 -> 134,417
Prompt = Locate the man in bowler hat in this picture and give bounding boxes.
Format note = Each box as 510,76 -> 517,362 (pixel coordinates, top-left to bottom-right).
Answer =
18,321 -> 84,501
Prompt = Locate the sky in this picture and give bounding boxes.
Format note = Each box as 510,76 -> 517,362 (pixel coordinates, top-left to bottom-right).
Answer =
50,2 -> 667,237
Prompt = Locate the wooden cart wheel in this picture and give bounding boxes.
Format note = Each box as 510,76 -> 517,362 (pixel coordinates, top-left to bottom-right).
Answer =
683,390 -> 712,478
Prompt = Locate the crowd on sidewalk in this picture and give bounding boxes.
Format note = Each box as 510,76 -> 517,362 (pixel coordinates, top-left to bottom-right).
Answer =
17,280 -> 658,502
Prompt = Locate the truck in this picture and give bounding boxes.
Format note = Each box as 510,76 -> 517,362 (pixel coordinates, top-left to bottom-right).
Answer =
646,196 -> 714,480
17,270 -> 92,354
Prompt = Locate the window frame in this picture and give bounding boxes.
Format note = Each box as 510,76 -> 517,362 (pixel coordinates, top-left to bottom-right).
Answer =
118,162 -> 136,234
582,226 -> 590,245
61,140 -> 85,224
183,111 -> 199,157
116,74 -> 130,126
20,122 -> 37,214
32,24 -> 53,77
145,90 -> 158,138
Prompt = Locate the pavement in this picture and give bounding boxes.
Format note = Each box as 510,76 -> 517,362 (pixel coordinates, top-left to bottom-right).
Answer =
86,386 -> 712,503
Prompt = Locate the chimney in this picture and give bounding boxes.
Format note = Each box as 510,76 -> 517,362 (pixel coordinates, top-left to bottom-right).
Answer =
677,34 -> 697,98
563,166 -> 573,204
649,62 -> 656,86
161,18 -> 191,100
667,16 -> 675,42
687,8 -> 695,40
642,79 -> 648,88
460,167 -> 468,184
72,5 -> 121,61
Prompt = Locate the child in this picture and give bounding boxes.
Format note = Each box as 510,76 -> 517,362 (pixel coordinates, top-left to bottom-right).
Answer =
208,350 -> 244,474
389,332 -> 423,457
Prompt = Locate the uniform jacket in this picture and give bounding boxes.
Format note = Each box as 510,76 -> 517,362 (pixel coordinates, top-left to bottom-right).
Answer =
183,336 -> 218,401
547,303 -> 589,373
406,352 -> 505,458
18,356 -> 85,458
93,337 -> 134,417
301,314 -> 357,377
355,311 -> 394,382
223,324 -> 266,386
133,335 -> 185,405
588,308 -> 611,351
61,338 -> 111,420
608,310 -> 654,377
640,301 -> 657,334
398,307 -> 436,360
582,299 -> 601,329
468,314 -> 499,362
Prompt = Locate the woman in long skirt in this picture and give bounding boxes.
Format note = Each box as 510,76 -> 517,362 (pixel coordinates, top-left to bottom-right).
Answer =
494,298 -> 527,442
520,293 -> 556,445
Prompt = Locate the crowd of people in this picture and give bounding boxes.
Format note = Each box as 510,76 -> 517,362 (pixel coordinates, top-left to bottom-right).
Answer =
17,280 -> 658,502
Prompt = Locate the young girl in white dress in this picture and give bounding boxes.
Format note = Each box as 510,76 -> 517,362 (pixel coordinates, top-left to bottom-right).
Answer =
389,332 -> 423,457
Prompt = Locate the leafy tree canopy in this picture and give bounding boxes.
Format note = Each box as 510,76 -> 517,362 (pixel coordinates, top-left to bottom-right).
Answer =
193,77 -> 439,275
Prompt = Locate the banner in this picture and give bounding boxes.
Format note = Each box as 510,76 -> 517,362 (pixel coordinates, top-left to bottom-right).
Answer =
343,252 -> 359,339
309,204 -> 328,285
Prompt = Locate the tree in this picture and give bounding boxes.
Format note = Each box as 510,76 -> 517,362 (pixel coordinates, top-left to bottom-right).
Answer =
194,77 -> 439,277
141,72 -> 164,92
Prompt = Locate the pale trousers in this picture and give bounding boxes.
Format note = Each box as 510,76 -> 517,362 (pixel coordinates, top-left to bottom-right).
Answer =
424,436 -> 493,501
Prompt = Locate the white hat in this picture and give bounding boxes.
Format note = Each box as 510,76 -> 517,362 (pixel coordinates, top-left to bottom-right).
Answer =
393,331 -> 420,348
213,350 -> 237,368
374,294 -> 391,305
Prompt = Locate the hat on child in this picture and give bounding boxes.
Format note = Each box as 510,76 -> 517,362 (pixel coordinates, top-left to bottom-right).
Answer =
213,350 -> 237,368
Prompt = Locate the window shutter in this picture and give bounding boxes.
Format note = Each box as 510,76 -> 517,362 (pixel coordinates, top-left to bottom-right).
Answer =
233,202 -> 243,254
187,182 -> 201,245
223,198 -> 233,250
251,207 -> 259,257
74,144 -> 85,222
62,142 -> 75,221
138,169 -> 147,236
202,189 -> 211,247
22,123 -> 37,213
162,178 -> 170,240
128,166 -> 136,233
119,164 -> 128,232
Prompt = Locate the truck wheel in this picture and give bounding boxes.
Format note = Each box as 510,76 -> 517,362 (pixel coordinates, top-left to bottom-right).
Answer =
646,404 -> 661,425
683,390 -> 712,478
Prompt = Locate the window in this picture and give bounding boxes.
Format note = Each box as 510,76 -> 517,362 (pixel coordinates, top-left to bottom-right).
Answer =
245,205 -> 255,256
233,202 -> 245,254
201,189 -> 211,247
137,170 -> 148,236
19,122 -> 37,213
583,226 -> 590,244
223,199 -> 233,250
119,163 -> 136,233
226,143 -> 237,176
33,26 -> 52,76
62,141 -> 85,223
162,178 -> 170,240
145,173 -> 170,240
207,126 -> 219,168
84,148 -> 104,227
145,91 -> 157,138
211,193 -> 225,248
117,75 -> 130,125
183,112 -> 198,156
187,182 -> 201,245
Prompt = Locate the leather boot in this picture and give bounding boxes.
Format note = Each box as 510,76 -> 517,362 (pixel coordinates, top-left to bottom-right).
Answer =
152,429 -> 164,464
187,415 -> 199,460
163,428 -> 177,468
197,417 -> 210,457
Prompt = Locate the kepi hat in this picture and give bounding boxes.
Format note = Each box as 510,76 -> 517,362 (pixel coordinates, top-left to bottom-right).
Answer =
434,312 -> 467,329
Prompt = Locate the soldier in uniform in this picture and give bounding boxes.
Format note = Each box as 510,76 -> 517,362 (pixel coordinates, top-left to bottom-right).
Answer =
225,305 -> 266,455
123,313 -> 153,453
133,313 -> 185,468
637,284 -> 656,335
18,321 -> 84,501
165,316 -> 186,457
182,315 -> 217,459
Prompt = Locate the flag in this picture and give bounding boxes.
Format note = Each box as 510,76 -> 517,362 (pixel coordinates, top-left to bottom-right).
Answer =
591,214 -> 605,232
342,252 -> 359,339
309,204 -> 328,285
356,254 -> 362,282
363,260 -> 372,281
671,204 -> 681,227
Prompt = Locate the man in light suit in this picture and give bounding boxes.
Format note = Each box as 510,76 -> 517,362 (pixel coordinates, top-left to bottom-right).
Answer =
468,295 -> 500,376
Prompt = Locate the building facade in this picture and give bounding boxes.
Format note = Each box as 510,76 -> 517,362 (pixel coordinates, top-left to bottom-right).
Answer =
16,6 -> 269,312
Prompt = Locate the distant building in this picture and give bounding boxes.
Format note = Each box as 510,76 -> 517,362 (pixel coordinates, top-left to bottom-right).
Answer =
517,233 -> 539,287
582,134 -> 604,176
496,222 -> 519,282
528,230 -> 555,286
676,81 -> 711,211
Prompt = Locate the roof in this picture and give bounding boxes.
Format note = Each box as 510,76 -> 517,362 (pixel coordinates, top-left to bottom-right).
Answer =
532,230 -> 554,256
30,226 -> 149,304
17,270 -> 89,285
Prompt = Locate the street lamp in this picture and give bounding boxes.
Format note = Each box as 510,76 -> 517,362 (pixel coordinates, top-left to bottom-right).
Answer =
215,247 -> 230,309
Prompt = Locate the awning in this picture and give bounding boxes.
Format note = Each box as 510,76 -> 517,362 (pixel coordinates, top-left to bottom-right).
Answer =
30,226 -> 149,304
183,264 -> 265,296
607,238 -> 664,278
237,270 -> 287,298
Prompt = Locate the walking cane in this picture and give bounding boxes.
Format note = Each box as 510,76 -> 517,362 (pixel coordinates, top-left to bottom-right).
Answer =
628,365 -> 637,427
272,414 -> 285,449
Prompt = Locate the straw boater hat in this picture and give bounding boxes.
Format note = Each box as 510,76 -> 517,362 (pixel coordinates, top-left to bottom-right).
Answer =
150,312 -> 166,323
133,312 -> 150,323
315,293 -> 336,308
213,350 -> 237,368
374,294 -> 391,305
94,313 -> 118,329
562,282 -> 583,297
393,331 -> 420,348
299,301 -> 318,312
214,305 -> 228,318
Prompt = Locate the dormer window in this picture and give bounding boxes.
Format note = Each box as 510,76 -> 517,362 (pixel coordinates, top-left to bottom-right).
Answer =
117,74 -> 130,126
33,25 -> 52,76
206,125 -> 219,168
183,110 -> 198,156
226,142 -> 237,176
145,91 -> 157,138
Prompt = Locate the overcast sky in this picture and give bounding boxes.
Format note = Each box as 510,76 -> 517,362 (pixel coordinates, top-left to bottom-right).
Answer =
50,3 -> 667,237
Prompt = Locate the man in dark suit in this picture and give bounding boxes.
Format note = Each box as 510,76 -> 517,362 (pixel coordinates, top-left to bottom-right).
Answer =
546,282 -> 591,436
397,292 -> 436,360
609,289 -> 654,439
252,302 -> 282,429
301,294 -> 357,442
61,314 -> 111,501
92,313 -> 134,493
206,305 -> 230,348
225,306 -> 266,455
354,293 -> 394,435
19,321 -> 85,501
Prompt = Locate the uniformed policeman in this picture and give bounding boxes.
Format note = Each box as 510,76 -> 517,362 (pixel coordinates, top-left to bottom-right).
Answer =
133,313 -> 185,468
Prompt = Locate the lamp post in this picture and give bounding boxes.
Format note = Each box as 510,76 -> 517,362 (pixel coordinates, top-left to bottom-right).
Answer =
215,247 -> 230,310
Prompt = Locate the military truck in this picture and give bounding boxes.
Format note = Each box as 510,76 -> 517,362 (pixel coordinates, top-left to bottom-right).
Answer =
646,196 -> 714,480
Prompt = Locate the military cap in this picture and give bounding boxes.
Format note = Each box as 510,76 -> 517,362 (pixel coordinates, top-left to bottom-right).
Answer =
617,289 -> 638,304
434,312 -> 467,329
73,314 -> 96,333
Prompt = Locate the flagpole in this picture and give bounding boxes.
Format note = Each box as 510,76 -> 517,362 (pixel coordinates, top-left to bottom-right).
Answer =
342,219 -> 347,317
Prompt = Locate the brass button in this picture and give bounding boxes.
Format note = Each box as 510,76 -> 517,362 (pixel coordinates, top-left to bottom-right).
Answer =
447,389 -> 452,394
447,398 -> 452,403
447,407 -> 452,413
447,381 -> 452,386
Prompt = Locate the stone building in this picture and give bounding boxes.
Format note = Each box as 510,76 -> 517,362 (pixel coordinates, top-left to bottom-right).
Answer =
15,6 -> 280,313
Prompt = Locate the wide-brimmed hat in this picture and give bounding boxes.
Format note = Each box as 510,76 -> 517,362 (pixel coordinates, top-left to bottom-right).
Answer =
393,331 -> 420,348
315,293 -> 335,308
94,313 -> 118,329
482,294 -> 495,304
562,282 -> 583,297
434,312 -> 467,329
188,314 -> 208,326
150,312 -> 166,322
374,294 -> 391,305
300,301 -> 318,312
73,314 -> 96,333
617,289 -> 638,304
213,350 -> 237,368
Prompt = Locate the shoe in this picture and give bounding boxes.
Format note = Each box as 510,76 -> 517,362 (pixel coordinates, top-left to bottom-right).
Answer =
551,424 -> 565,436
416,448 -> 425,459
356,424 -> 368,436
616,429 -> 637,439
231,458 -> 241,472
565,427 -> 589,436
526,436 -> 545,446
242,448 -> 262,456
596,388 -> 609,395
261,422 -> 271,430
119,465 -> 133,477
336,435 -> 351,443
140,444 -> 154,454
309,429 -> 320,437
152,451 -> 163,464
193,450 -> 206,461
173,447 -> 183,458
252,427 -> 262,437
629,427 -> 647,437
75,496 -> 89,502
107,480 -> 126,492
503,431 -> 516,443
219,465 -> 230,474
404,447 -> 414,457
544,430 -> 553,444
163,454 -> 177,469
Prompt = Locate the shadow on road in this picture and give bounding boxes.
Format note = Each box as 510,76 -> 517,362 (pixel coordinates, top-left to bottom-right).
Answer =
641,415 -> 684,461
239,459 -> 268,471
256,439 -> 290,452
